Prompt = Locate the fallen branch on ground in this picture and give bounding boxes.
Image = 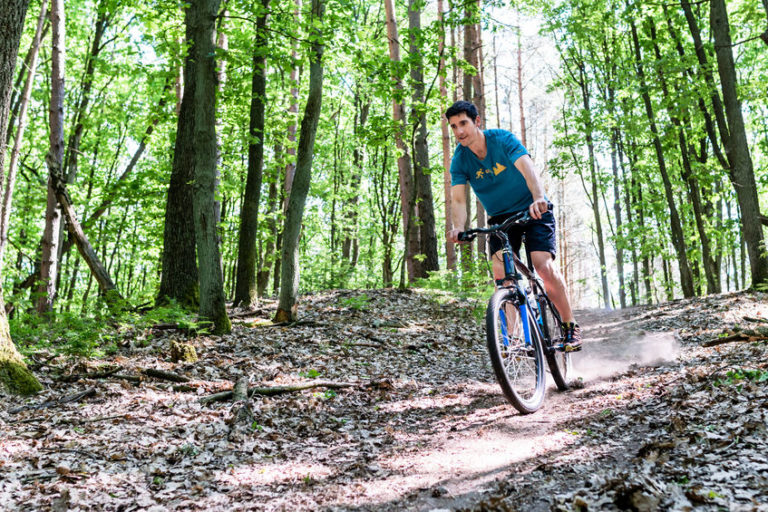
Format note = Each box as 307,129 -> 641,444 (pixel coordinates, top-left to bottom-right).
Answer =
229,309 -> 266,319
200,380 -> 357,404
232,376 -> 249,402
9,388 -> 97,415
112,374 -> 141,383
141,368 -> 189,383
60,366 -> 122,382
266,319 -> 327,328
703,333 -> 749,347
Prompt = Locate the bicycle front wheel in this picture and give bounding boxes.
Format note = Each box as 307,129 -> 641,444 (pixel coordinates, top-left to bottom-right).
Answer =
538,295 -> 571,391
486,289 -> 546,414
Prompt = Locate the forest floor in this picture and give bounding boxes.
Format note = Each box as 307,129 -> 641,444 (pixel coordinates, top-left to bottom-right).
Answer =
1,288 -> 768,511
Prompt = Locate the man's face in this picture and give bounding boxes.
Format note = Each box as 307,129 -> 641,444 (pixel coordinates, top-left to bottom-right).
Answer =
448,112 -> 481,147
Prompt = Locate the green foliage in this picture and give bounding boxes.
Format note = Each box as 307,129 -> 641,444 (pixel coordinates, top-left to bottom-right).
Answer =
10,302 -> 198,358
300,368 -> 322,378
314,389 -> 337,400
715,368 -> 768,386
338,294 -> 370,311
4,0 -> 765,327
414,269 -> 495,322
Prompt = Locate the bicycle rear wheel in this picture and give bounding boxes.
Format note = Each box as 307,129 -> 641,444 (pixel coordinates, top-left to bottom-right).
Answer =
538,294 -> 571,391
486,289 -> 546,414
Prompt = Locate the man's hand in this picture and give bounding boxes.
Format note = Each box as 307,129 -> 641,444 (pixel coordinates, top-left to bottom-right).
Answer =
529,198 -> 549,220
447,228 -> 464,244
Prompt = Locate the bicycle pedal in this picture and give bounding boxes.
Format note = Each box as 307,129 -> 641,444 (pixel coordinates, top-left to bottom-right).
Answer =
564,344 -> 582,353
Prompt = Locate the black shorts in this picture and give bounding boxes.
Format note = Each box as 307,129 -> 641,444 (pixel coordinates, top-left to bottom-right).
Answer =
487,209 -> 557,260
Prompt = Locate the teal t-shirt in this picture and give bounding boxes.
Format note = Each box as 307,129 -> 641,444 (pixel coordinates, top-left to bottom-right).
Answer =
450,129 -> 542,217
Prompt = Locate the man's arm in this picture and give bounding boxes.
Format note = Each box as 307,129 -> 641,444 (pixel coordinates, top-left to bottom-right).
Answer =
514,154 -> 549,219
447,184 -> 467,243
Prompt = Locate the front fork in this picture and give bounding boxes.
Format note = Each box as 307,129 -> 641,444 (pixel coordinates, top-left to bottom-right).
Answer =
498,299 -> 531,348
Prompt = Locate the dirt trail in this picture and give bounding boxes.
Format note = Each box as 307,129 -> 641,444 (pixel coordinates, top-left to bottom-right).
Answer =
1,290 -> 766,511
358,307 -> 683,512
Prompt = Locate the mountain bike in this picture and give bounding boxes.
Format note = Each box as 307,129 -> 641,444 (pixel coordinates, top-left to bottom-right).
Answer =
459,207 -> 572,414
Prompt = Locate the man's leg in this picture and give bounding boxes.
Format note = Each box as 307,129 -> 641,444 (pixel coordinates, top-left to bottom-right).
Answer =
491,250 -> 506,281
530,251 -> 574,323
491,251 -> 521,349
530,250 -> 582,350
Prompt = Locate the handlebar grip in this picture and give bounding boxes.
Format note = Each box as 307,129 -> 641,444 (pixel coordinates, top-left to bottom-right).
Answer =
457,231 -> 476,242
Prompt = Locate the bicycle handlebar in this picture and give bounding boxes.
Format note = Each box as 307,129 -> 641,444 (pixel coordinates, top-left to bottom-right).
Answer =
457,203 -> 553,242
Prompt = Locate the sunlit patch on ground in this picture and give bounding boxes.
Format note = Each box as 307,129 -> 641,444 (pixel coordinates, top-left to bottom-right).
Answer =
216,461 -> 334,487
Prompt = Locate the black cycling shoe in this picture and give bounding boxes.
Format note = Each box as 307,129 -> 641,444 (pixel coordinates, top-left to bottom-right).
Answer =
563,322 -> 583,352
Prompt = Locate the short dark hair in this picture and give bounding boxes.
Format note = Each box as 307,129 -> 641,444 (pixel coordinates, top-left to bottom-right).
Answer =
445,101 -> 479,121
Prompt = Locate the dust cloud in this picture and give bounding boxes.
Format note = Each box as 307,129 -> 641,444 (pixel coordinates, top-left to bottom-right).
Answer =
570,332 -> 681,382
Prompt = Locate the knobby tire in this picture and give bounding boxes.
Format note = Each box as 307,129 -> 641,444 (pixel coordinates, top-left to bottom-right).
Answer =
486,288 -> 546,414
537,293 -> 571,391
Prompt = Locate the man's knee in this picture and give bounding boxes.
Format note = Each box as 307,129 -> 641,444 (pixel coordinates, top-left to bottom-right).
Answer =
536,263 -> 556,282
532,252 -> 556,279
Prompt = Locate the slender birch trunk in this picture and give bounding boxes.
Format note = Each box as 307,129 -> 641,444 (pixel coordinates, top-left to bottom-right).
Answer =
275,0 -> 325,321
37,0 -> 66,314
438,0 -> 456,270
0,1 -> 47,263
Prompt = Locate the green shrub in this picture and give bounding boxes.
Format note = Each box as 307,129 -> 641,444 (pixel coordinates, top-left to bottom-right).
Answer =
10,300 -> 198,358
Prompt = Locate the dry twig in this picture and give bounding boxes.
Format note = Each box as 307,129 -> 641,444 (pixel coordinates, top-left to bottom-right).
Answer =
200,380 -> 357,404
141,367 -> 189,383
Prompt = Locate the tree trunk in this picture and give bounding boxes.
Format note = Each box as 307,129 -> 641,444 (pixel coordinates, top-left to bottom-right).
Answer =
64,4 -> 108,185
516,22 -> 527,148
341,92 -> 368,268
761,0 -> 768,45
274,0 -> 325,322
158,4 -> 200,308
438,0 -> 456,270
383,0 -> 418,283
283,0 -> 301,202
37,0 -> 66,314
233,0 -> 269,308
5,17 -> 49,148
576,61 -> 610,308
257,157 -> 279,297
662,10 -> 722,293
409,0 -> 438,276
629,16 -> 695,298
0,0 -> 47,263
271,0 -> 301,295
646,16 -> 717,295
0,0 -> 42,395
1,289 -> 42,394
617,135 -> 639,306
608,129 -> 626,308
39,88 -> 169,271
710,0 -> 768,286
680,0 -> 730,162
472,12 -> 487,263
190,0 -> 230,334
49,169 -> 124,309
463,10 -> 473,100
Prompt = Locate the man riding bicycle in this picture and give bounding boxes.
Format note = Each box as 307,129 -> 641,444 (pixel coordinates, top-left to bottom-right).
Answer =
445,100 -> 582,351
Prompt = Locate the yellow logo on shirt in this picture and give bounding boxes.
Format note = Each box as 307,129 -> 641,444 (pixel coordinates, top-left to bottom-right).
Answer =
475,164 -> 506,180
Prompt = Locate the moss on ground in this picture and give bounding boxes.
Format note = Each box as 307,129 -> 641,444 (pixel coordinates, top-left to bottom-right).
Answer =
0,359 -> 43,395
